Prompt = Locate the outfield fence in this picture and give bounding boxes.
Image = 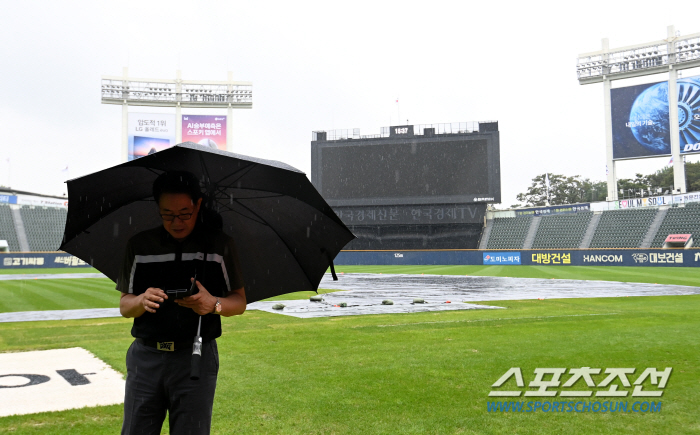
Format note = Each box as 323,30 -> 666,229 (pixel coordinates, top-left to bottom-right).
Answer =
2,249 -> 700,270
0,252 -> 91,270
336,249 -> 700,267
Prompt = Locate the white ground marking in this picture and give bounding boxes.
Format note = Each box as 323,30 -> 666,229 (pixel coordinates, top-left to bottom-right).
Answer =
0,347 -> 125,417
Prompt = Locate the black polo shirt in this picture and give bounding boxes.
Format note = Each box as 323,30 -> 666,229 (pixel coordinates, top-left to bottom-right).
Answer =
116,224 -> 245,342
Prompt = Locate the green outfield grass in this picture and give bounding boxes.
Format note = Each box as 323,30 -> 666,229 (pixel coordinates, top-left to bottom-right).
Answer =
1,266 -> 699,434
0,295 -> 698,434
0,278 -> 119,313
0,278 -> 341,313
1,265 -> 699,314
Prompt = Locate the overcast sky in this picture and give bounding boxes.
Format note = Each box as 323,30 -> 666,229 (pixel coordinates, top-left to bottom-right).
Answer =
1,1 -> 698,206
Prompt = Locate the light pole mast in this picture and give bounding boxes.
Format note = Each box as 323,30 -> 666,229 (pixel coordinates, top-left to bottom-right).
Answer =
577,26 -> 700,200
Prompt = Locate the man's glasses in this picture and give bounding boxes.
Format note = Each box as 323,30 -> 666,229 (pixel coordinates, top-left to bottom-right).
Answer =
160,213 -> 193,222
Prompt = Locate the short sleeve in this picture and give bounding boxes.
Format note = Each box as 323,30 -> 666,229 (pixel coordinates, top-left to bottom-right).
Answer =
116,238 -> 135,293
222,236 -> 244,292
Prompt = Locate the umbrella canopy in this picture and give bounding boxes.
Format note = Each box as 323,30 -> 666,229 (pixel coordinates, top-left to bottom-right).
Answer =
60,142 -> 355,303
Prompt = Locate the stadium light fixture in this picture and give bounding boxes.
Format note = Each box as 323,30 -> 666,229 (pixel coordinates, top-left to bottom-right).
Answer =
101,68 -> 252,161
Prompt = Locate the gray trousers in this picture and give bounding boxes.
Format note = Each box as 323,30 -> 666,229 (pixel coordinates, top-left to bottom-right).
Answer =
122,339 -> 219,435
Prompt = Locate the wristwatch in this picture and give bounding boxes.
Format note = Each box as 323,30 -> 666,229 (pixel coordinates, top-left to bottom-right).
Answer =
212,297 -> 222,315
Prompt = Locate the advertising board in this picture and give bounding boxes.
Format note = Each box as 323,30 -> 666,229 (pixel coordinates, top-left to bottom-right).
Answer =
127,113 -> 176,161
515,204 -> 590,217
672,193 -> 700,204
665,234 -> 691,243
1,195 -> 66,208
0,253 -> 90,269
0,195 -> 16,204
182,115 -> 227,150
611,76 -> 700,160
483,252 -> 521,265
15,195 -> 68,208
335,249 -> 700,267
614,195 -> 672,209
333,204 -> 486,225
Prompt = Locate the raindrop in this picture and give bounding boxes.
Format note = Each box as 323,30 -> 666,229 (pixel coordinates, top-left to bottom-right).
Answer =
306,227 -> 310,238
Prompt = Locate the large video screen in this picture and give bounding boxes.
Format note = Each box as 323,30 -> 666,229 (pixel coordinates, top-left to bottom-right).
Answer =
312,133 -> 500,205
132,136 -> 171,159
127,113 -> 176,161
182,114 -> 227,151
612,76 -> 700,160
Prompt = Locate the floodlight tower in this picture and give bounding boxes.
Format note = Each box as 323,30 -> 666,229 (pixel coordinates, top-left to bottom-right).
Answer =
101,68 -> 252,161
577,26 -> 700,200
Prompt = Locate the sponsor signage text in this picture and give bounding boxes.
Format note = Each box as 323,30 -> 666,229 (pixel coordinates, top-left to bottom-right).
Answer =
483,252 -> 521,265
335,249 -> 700,267
515,204 -> 590,217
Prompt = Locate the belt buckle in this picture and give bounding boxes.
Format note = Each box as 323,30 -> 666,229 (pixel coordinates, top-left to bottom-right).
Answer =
157,341 -> 175,351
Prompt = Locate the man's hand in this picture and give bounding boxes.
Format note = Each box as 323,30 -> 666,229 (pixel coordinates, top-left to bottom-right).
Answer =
176,279 -> 217,315
120,288 -> 167,318
141,288 -> 168,313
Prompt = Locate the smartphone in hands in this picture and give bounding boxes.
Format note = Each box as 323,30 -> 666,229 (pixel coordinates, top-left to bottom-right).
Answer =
166,273 -> 199,299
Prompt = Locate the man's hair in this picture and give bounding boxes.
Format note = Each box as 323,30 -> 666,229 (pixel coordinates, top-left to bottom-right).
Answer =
152,171 -> 203,203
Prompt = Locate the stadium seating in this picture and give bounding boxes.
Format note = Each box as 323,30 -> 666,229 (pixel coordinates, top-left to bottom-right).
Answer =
19,206 -> 67,251
651,202 -> 700,248
588,208 -> 658,249
6,199 -> 700,253
0,204 -> 21,252
486,216 -> 533,249
531,212 -> 593,249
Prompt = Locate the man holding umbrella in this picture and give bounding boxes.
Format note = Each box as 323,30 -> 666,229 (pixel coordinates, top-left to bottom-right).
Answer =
60,142 -> 355,432
117,171 -> 246,435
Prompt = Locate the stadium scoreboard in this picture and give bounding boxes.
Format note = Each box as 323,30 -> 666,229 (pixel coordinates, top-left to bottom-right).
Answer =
310,122 -> 499,249
311,122 -> 500,207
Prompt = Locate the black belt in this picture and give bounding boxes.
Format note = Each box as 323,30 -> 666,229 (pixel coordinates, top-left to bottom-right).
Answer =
135,337 -> 198,352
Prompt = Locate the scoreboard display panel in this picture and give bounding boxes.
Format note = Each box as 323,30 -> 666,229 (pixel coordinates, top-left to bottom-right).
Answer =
311,129 -> 500,206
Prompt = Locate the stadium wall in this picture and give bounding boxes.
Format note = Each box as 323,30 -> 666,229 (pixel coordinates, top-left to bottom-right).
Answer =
3,250 -> 698,270
336,249 -> 700,267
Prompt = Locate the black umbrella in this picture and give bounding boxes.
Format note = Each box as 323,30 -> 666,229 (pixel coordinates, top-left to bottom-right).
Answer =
60,142 -> 355,303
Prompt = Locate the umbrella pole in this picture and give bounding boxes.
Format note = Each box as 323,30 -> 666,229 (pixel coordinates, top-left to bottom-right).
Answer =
190,316 -> 203,380
191,249 -> 208,381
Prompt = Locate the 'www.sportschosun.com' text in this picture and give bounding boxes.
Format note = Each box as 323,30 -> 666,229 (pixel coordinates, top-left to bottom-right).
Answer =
487,401 -> 661,413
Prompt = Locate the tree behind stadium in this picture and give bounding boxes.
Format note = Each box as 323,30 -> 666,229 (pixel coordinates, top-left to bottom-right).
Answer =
516,174 -> 606,206
516,162 -> 700,207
